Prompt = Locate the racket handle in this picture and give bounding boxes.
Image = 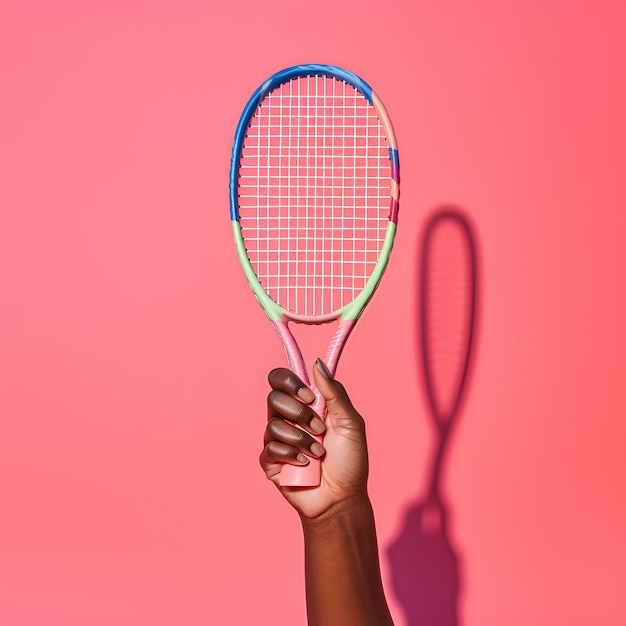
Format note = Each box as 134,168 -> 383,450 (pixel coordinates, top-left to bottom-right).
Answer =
279,391 -> 326,487
279,447 -> 322,487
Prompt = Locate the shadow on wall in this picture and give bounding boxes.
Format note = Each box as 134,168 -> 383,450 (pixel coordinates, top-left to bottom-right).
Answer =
387,207 -> 480,626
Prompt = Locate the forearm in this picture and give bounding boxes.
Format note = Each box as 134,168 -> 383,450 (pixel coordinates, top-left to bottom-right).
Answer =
301,496 -> 394,626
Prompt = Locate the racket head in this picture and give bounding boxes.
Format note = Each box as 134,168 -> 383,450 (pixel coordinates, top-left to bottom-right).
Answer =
230,64 -> 399,325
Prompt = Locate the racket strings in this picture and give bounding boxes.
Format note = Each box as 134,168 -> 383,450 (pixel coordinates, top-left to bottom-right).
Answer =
238,75 -> 391,317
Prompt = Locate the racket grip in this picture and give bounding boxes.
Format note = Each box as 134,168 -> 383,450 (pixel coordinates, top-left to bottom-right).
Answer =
279,445 -> 322,487
278,390 -> 326,487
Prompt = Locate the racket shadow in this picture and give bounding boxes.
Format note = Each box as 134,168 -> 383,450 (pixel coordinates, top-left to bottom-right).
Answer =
387,207 -> 480,626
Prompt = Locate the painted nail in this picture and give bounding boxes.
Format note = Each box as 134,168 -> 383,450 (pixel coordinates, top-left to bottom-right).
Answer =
310,442 -> 325,458
297,386 -> 316,403
296,453 -> 310,464
316,358 -> 333,380
309,416 -> 326,435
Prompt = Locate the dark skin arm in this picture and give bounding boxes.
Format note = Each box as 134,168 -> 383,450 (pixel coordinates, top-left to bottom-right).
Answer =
259,360 -> 394,626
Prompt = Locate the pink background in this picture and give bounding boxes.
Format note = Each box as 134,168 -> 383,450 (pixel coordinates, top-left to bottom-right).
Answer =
2,1 -> 625,624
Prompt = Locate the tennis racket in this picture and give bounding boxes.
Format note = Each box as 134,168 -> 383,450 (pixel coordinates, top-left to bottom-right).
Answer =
230,64 -> 399,486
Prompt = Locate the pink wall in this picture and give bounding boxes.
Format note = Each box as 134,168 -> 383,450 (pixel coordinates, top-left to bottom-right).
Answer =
2,1 -> 625,624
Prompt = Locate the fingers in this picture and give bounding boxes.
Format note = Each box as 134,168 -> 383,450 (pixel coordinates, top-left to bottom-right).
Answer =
267,390 -> 326,434
267,368 -> 325,435
268,367 -> 316,403
262,367 -> 326,474
260,418 -> 325,475
262,419 -> 326,463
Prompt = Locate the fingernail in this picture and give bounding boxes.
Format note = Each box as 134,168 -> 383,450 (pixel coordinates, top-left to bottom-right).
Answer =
296,453 -> 310,464
297,386 -> 316,404
316,358 -> 333,380
310,442 -> 325,458
310,416 -> 326,435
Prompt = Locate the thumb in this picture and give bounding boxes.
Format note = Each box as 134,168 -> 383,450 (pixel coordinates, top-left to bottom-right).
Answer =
312,359 -> 365,435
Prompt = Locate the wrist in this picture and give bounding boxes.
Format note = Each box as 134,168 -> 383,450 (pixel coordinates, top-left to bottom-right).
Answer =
300,493 -> 372,530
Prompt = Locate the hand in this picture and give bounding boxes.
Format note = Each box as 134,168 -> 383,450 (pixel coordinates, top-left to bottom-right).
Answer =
259,359 -> 369,519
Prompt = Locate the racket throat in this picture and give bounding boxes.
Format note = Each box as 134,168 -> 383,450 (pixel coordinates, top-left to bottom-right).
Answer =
270,319 -> 356,385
